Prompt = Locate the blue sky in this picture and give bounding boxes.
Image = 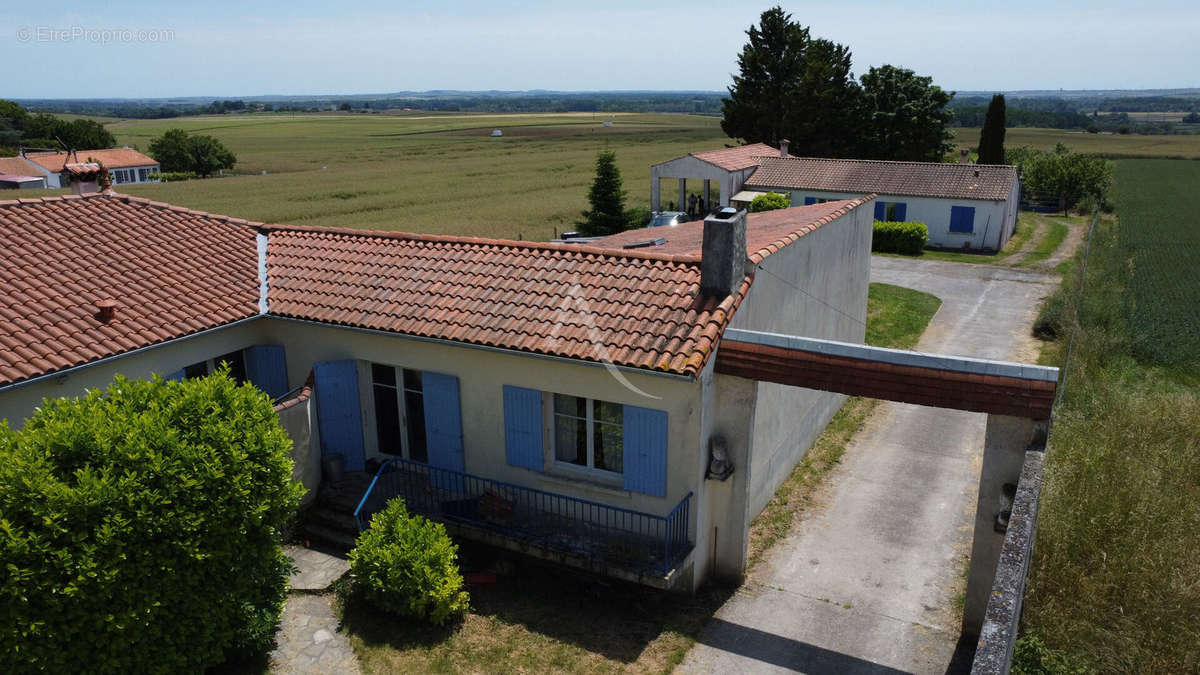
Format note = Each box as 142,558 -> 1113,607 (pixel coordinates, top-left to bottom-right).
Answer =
3,1 -> 1197,98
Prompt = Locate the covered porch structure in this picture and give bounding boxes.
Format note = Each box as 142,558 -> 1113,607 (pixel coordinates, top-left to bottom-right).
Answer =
649,142 -> 784,215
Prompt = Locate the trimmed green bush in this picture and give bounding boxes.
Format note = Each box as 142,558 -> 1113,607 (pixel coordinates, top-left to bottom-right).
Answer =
872,220 -> 929,254
0,371 -> 302,673
350,499 -> 469,625
749,191 -> 790,212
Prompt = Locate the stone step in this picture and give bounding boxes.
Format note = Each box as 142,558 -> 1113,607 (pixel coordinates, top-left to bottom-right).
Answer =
302,522 -> 358,552
306,506 -> 360,534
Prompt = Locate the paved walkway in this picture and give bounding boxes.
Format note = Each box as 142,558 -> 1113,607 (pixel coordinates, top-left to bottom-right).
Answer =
680,258 -> 1055,674
269,545 -> 360,674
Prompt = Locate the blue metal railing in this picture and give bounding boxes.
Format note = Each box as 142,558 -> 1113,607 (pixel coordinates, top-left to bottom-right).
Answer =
353,457 -> 693,577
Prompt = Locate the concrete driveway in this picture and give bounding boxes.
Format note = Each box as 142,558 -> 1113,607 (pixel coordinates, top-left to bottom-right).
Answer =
679,257 -> 1056,674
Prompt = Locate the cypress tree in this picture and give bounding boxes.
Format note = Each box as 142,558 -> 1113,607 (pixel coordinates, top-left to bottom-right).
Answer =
977,94 -> 1007,164
576,151 -> 628,237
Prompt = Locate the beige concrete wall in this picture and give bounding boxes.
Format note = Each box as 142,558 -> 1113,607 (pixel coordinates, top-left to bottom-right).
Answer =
730,204 -> 874,518
255,318 -> 705,521
0,319 -> 270,428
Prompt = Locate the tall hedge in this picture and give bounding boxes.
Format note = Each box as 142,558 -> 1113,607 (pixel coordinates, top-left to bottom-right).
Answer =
872,220 -> 929,254
0,371 -> 303,673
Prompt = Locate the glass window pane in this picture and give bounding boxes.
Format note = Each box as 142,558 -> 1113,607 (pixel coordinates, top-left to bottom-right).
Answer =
183,361 -> 208,379
555,415 -> 587,466
594,400 -> 622,424
405,389 -> 427,463
373,383 -> 401,455
217,350 -> 246,383
403,368 -> 422,392
594,422 -> 624,473
371,363 -> 396,387
554,393 -> 586,418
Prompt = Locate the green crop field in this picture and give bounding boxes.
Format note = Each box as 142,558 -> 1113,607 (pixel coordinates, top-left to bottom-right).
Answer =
15,112 -> 727,239
953,126 -> 1200,159
1021,159 -> 1200,673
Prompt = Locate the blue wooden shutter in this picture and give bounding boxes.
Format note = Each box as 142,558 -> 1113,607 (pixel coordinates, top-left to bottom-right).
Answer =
422,371 -> 465,473
503,385 -> 544,471
894,203 -> 907,222
950,205 -> 975,233
244,345 -> 288,399
804,196 -> 816,206
314,360 -> 366,472
165,369 -> 185,381
622,405 -> 668,497
873,201 -> 887,221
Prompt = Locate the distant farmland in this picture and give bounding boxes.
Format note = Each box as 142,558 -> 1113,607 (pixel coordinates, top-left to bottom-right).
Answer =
953,126 -> 1200,159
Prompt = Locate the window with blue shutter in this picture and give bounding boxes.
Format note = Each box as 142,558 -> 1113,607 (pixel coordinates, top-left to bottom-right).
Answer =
622,405 -> 668,497
244,345 -> 288,399
950,205 -> 976,233
894,203 -> 907,222
873,201 -> 887,221
804,196 -> 816,206
422,372 -> 465,473
503,385 -> 544,471
314,360 -> 366,472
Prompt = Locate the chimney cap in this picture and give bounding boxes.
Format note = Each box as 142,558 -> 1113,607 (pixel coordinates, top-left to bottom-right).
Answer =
710,207 -> 740,221
95,298 -> 117,322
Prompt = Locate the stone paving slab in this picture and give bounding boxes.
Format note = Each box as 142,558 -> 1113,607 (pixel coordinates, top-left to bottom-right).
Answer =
285,544 -> 350,592
270,594 -> 360,674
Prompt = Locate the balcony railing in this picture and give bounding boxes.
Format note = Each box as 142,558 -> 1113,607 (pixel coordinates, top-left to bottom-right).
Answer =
354,457 -> 693,578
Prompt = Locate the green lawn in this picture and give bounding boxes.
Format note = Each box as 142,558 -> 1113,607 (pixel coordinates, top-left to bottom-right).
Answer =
954,126 -> 1200,160
873,212 -> 1085,268
1019,159 -> 1200,673
15,112 -> 727,241
339,282 -> 942,675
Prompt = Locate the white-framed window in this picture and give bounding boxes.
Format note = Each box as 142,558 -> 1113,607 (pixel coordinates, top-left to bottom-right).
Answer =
552,394 -> 624,476
137,168 -> 150,182
370,363 -> 427,462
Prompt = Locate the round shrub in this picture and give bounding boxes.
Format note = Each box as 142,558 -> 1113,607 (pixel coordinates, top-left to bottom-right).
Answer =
0,372 -> 303,673
749,191 -> 790,212
350,499 -> 469,625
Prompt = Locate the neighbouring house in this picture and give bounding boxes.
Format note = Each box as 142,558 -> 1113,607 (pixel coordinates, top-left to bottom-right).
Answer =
0,157 -> 47,189
654,144 -> 1021,251
0,191 -> 874,591
745,156 -> 1021,252
14,147 -> 160,188
650,142 -> 788,213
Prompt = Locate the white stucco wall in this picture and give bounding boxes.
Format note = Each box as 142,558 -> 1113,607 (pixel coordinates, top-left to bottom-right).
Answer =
771,188 -> 1013,251
0,318 -> 271,428
650,155 -> 757,212
727,203 -> 874,518
254,318 -> 705,522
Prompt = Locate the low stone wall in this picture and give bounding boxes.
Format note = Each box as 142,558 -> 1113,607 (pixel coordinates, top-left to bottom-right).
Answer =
275,373 -> 319,506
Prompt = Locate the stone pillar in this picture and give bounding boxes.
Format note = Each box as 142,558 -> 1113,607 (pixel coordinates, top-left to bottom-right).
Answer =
650,168 -> 662,213
705,373 -> 758,583
704,179 -> 711,214
678,178 -> 687,214
963,415 -> 1048,637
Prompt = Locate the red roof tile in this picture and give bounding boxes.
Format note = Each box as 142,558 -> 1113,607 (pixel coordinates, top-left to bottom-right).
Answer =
746,156 -> 1017,201
24,148 -> 159,173
264,225 -> 748,377
588,198 -> 873,263
0,157 -> 41,177
689,143 -> 781,171
0,194 -> 261,387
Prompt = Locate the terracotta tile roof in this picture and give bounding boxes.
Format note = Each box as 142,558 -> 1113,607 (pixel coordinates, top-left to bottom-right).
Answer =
746,156 -> 1018,201
0,194 -> 261,387
0,157 -> 41,177
589,198 -> 873,264
24,148 -> 159,173
64,163 -> 102,178
264,226 -> 749,376
689,143 -> 780,171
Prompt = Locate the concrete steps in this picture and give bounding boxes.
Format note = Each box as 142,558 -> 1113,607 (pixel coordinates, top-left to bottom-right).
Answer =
300,471 -> 372,552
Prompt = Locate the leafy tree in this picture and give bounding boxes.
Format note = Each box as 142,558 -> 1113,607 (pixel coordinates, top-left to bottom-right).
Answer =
18,113 -> 115,150
977,94 -> 1007,164
576,151 -> 629,236
721,7 -> 861,156
857,65 -> 954,162
1012,143 -> 1113,213
0,370 -> 303,672
148,128 -> 237,177
749,191 -> 790,212
0,99 -> 28,127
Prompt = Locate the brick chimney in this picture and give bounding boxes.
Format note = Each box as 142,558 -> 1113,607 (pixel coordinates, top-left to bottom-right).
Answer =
701,207 -> 748,297
780,139 -> 790,157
